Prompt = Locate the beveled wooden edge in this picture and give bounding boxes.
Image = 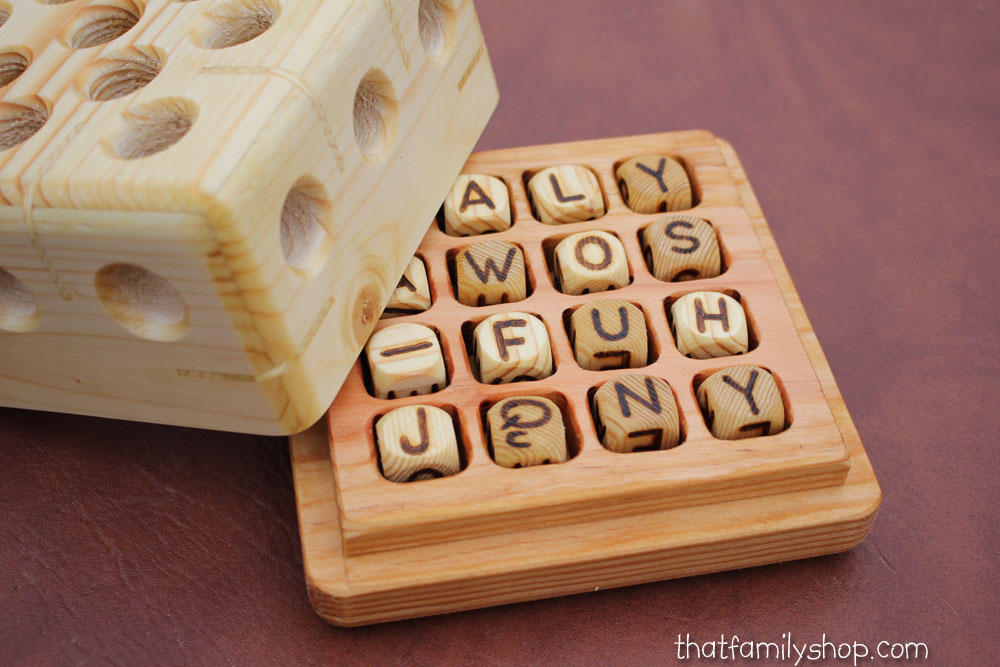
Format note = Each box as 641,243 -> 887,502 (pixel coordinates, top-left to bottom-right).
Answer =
290,134 -> 881,626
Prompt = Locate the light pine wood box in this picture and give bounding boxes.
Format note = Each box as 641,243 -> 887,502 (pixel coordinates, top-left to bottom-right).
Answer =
0,0 -> 497,435
291,131 -> 881,626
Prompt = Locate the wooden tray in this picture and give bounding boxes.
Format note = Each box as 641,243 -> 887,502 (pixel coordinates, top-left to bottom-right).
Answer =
290,131 -> 881,626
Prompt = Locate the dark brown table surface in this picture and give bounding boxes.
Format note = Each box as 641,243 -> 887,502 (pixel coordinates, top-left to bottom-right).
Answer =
3,1 -> 997,663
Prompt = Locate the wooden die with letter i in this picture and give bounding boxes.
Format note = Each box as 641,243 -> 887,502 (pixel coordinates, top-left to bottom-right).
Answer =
291,131 -> 881,627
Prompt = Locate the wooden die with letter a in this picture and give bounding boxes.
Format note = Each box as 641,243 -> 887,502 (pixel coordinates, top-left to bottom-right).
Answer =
0,0 -> 497,434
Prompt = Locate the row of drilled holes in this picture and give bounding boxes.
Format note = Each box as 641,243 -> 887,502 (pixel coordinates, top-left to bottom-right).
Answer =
2,0 -> 454,94
0,0 -> 275,92
0,263 -> 189,339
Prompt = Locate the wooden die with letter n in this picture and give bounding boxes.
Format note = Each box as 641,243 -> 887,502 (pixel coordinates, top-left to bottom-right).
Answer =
0,0 -> 497,434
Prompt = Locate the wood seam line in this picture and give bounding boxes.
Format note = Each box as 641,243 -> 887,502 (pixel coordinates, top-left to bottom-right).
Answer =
199,65 -> 347,172
20,121 -> 86,302
175,369 -> 256,383
458,44 -> 484,91
382,0 -> 411,71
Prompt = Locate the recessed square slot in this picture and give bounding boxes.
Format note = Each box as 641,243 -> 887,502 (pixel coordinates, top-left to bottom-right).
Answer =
693,365 -> 791,440
438,174 -> 515,236
522,165 -> 607,224
447,240 -> 533,307
613,154 -> 700,213
639,216 -> 728,283
460,312 -> 556,384
480,391 -> 581,468
665,290 -> 759,359
541,230 -> 633,295
373,403 -> 470,482
361,322 -> 451,399
588,375 -> 687,453
563,299 -> 658,371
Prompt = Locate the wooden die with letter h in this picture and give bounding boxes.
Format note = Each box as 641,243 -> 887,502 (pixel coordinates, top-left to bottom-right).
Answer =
0,0 -> 497,434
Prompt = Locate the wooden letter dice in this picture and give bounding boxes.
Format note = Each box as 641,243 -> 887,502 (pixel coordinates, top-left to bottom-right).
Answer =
443,175 -> 512,236
376,405 -> 461,482
473,312 -> 553,384
454,241 -> 527,307
553,231 -> 630,295
671,292 -> 749,359
641,216 -> 722,282
570,299 -> 648,371
697,366 -> 785,440
615,155 -> 693,213
382,257 -> 432,318
365,323 -> 446,399
528,165 -> 605,224
487,396 -> 568,468
593,374 -> 681,452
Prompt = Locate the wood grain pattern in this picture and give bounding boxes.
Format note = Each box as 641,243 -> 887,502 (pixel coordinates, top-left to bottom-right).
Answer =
381,256 -> 431,318
670,291 -> 749,359
290,131 -> 881,626
640,214 -> 722,282
615,155 -> 692,214
454,239 -> 526,306
442,173 -> 512,236
569,298 -> 648,371
374,404 -> 461,482
486,395 -> 567,468
473,311 -> 552,383
364,322 -> 446,399
697,365 -> 785,440
592,373 -> 681,452
0,0 -> 497,434
552,230 -> 630,296
527,164 -> 605,224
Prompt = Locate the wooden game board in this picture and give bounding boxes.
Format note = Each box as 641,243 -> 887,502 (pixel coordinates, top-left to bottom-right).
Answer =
290,131 -> 881,626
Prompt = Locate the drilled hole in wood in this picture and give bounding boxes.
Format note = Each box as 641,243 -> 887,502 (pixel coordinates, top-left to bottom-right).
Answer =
353,68 -> 398,163
113,97 -> 196,159
0,48 -> 29,87
418,0 -> 454,62
191,0 -> 280,49
82,45 -> 163,101
280,177 -> 334,279
0,267 -> 39,333
65,1 -> 143,49
0,3 -> 12,29
95,263 -> 190,342
0,95 -> 49,151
